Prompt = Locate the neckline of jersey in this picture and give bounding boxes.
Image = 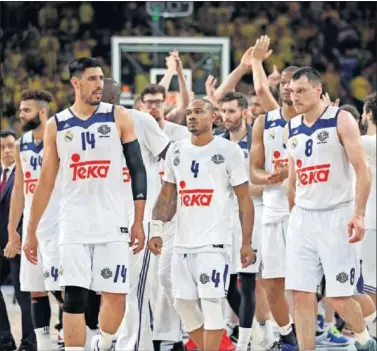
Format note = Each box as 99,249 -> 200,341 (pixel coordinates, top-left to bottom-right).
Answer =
68,103 -> 101,121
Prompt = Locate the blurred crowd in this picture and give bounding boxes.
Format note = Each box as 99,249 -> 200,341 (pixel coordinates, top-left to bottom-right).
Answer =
1,1 -> 376,131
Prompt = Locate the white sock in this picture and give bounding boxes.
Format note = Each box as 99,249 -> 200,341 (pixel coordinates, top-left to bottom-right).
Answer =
35,327 -> 52,350
324,322 -> 335,331
260,320 -> 275,342
355,328 -> 371,345
278,323 -> 292,336
365,311 -> 377,338
98,330 -> 115,350
237,327 -> 252,350
65,348 -> 84,350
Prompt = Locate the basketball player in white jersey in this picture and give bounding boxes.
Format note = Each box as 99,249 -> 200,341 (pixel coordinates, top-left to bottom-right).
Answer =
5,89 -> 62,351
140,83 -> 190,351
23,57 -> 147,351
149,98 -> 255,351
250,37 -> 299,350
359,94 -> 377,337
286,67 -> 376,351
101,78 -> 172,351
219,92 -> 277,350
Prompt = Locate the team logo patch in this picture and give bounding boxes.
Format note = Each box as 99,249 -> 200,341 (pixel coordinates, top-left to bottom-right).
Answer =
269,130 -> 276,140
173,156 -> 180,166
120,227 -> 128,234
212,154 -> 225,165
290,137 -> 298,149
98,124 -> 111,137
59,265 -> 64,276
243,151 -> 248,158
101,268 -> 113,279
317,130 -> 329,144
199,273 -> 210,284
336,272 -> 349,283
64,130 -> 73,142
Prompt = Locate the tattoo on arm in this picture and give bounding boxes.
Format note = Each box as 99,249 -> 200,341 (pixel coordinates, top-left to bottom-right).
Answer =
152,183 -> 176,222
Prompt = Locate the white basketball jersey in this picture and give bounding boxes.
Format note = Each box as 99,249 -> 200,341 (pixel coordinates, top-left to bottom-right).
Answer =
55,102 -> 128,244
263,108 -> 289,220
163,136 -> 249,251
20,131 -> 60,240
362,134 -> 376,229
287,106 -> 354,210
122,109 -> 170,223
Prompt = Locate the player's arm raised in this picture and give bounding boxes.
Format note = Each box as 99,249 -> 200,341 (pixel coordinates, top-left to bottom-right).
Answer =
24,118 -> 59,264
338,110 -> 372,243
116,106 -> 147,253
251,35 -> 280,112
4,141 -> 23,258
250,115 -> 270,184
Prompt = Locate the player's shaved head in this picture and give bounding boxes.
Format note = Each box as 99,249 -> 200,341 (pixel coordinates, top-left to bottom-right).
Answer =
283,65 -> 300,74
188,98 -> 214,111
102,78 -> 121,104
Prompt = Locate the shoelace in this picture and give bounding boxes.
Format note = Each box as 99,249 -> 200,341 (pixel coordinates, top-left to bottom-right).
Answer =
329,326 -> 344,337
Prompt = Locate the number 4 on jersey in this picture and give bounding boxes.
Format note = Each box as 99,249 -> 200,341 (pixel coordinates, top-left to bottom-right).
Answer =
81,132 -> 96,151
191,160 -> 199,178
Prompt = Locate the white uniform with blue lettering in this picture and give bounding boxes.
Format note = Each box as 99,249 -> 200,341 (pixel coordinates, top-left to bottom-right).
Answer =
116,110 -> 170,351
360,134 -> 376,294
262,108 -> 290,279
19,131 -> 61,292
163,136 -> 248,299
152,121 -> 190,343
55,102 -> 130,293
286,106 -> 357,297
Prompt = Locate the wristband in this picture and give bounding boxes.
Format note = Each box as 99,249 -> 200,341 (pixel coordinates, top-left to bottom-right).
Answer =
150,220 -> 164,239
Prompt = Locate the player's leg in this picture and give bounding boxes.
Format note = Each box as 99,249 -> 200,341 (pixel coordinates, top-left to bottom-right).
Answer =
320,206 -> 375,350
60,243 -> 92,349
91,241 -> 129,351
153,221 -> 184,350
84,290 -> 101,349
20,247 -> 51,350
172,253 -> 204,349
261,220 -> 297,348
196,250 -> 229,351
285,207 -> 323,351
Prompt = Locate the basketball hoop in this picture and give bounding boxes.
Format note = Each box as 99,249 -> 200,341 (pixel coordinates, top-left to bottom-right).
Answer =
146,1 -> 193,18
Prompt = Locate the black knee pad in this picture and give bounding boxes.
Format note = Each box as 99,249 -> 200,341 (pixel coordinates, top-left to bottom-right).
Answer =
31,295 -> 51,328
63,286 -> 88,314
51,290 -> 64,304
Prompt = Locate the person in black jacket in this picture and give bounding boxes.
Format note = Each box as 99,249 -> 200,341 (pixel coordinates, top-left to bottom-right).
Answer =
0,129 -> 36,351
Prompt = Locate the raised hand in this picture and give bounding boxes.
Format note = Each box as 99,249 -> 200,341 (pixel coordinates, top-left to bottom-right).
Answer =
205,74 -> 217,102
252,35 -> 273,62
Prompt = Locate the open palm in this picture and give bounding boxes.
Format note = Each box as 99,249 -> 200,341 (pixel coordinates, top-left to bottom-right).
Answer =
252,35 -> 273,62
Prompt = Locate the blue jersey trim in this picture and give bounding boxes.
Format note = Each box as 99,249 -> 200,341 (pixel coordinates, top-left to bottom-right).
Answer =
19,134 -> 44,154
56,110 -> 115,131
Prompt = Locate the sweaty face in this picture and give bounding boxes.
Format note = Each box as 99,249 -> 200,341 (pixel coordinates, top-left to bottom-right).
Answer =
289,76 -> 322,115
280,71 -> 294,105
19,100 -> 42,132
186,100 -> 213,135
77,67 -> 104,106
142,93 -> 165,121
221,100 -> 244,132
1,135 -> 16,167
249,95 -> 264,118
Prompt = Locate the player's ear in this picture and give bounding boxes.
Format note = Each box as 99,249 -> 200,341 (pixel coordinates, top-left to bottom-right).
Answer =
71,76 -> 80,90
242,109 -> 249,120
317,84 -> 323,98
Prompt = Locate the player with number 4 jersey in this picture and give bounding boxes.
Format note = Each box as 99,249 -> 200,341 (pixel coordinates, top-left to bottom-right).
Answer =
149,99 -> 255,351
286,67 -> 375,351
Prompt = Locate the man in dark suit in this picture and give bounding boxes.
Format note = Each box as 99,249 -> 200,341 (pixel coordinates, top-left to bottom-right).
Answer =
0,129 -> 36,351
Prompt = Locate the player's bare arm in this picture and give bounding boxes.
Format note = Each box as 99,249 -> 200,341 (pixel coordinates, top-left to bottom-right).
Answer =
248,181 -> 264,197
24,118 -> 59,264
167,53 -> 190,124
149,181 -> 177,255
250,115 -> 271,184
338,110 -> 372,243
213,46 -> 254,102
115,105 -> 147,253
158,52 -> 176,91
233,182 -> 255,268
251,35 -> 280,112
4,141 -> 23,258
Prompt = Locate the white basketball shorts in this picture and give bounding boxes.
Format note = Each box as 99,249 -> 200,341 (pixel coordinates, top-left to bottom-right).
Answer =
285,204 -> 359,297
360,229 -> 376,295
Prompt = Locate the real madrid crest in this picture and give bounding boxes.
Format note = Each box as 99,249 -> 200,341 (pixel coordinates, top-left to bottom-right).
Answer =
64,130 -> 73,142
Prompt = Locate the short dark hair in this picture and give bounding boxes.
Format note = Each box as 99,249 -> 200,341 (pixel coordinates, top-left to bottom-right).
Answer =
220,92 -> 248,109
0,129 -> 16,139
365,94 -> 377,125
340,104 -> 360,121
292,67 -> 322,86
140,84 -> 166,102
69,57 -> 101,78
21,89 -> 53,104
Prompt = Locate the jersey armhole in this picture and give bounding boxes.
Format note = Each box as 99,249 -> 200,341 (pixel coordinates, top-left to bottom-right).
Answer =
111,104 -> 115,122
334,108 -> 343,145
287,120 -> 292,139
264,112 -> 269,130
